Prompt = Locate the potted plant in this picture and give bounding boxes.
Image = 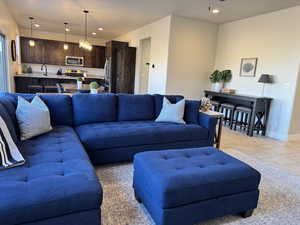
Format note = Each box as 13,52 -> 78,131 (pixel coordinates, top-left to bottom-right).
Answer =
89,81 -> 100,94
220,70 -> 232,88
209,70 -> 223,92
76,77 -> 83,89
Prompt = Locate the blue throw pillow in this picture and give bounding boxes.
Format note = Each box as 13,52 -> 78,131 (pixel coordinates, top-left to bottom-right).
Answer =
155,97 -> 186,124
16,96 -> 52,141
0,115 -> 25,169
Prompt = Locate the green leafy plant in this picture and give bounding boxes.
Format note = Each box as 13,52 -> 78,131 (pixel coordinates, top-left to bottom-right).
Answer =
210,70 -> 232,83
76,77 -> 83,82
220,70 -> 232,83
89,81 -> 100,89
209,70 -> 223,83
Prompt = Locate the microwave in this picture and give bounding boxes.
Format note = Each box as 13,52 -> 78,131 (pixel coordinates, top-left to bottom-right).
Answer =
65,56 -> 84,67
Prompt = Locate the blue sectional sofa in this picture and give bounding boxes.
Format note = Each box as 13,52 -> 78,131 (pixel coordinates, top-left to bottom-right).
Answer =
0,92 -> 217,225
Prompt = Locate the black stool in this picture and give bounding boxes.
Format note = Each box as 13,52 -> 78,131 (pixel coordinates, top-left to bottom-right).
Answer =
234,106 -> 252,134
44,85 -> 58,93
28,85 -> 43,93
211,100 -> 221,112
56,83 -> 65,93
220,103 -> 235,128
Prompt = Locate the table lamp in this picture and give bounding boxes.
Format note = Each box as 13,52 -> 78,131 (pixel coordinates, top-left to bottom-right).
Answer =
258,74 -> 273,96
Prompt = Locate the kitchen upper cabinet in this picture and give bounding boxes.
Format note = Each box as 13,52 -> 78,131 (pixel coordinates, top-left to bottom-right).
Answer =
72,43 -> 85,58
44,40 -> 65,65
85,46 -> 106,68
20,37 -> 105,68
20,37 -> 45,64
94,46 -> 106,68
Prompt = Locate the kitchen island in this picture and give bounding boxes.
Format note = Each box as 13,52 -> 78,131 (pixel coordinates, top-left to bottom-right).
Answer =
14,73 -> 106,93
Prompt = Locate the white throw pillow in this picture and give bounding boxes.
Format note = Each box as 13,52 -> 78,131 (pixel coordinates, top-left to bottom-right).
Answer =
0,115 -> 25,169
155,97 -> 186,124
16,96 -> 52,141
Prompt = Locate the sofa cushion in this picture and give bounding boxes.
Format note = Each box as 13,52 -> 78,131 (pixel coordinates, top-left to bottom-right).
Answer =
155,98 -> 186,124
185,100 -> 201,124
153,94 -> 183,118
0,114 -> 25,169
153,95 -> 200,124
16,96 -> 53,141
2,93 -> 73,126
0,101 -> 18,145
118,94 -> 155,121
72,93 -> 117,126
133,147 -> 261,209
0,126 -> 102,225
75,121 -> 209,151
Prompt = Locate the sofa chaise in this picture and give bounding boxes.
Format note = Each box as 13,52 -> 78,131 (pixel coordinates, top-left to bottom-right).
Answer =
0,92 -> 217,225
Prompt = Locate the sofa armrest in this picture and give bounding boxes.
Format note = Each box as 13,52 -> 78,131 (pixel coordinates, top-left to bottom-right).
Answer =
198,112 -> 218,145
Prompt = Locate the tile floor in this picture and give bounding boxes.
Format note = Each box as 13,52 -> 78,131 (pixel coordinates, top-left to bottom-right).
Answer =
221,127 -> 300,176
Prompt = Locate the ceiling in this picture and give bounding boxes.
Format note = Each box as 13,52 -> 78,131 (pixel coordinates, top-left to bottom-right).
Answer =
4,0 -> 300,39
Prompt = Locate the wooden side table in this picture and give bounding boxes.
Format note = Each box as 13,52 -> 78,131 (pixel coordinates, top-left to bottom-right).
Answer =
200,110 -> 224,149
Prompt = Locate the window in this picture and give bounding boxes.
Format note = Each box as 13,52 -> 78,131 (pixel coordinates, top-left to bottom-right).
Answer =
0,34 -> 8,92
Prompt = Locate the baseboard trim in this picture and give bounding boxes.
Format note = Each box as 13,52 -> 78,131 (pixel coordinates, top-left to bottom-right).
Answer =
266,131 -> 288,141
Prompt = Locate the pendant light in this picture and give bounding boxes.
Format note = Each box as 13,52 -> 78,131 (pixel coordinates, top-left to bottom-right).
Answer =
79,10 -> 92,51
208,0 -> 220,14
63,22 -> 69,50
28,17 -> 35,47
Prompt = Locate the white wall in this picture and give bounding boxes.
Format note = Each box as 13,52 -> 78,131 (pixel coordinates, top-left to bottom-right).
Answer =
0,0 -> 20,91
166,16 -> 218,100
214,6 -> 300,140
115,16 -> 172,94
289,66 -> 300,135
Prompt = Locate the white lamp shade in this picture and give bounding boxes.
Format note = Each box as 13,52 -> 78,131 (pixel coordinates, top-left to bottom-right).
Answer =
29,40 -> 35,47
63,43 -> 69,50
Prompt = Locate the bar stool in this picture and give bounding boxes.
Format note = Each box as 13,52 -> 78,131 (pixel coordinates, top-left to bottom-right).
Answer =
234,106 -> 252,134
211,100 -> 221,112
220,103 -> 235,128
56,83 -> 65,93
28,85 -> 43,93
44,85 -> 58,93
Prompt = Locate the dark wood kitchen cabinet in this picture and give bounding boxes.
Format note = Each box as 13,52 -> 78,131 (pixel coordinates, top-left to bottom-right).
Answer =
44,40 -> 65,65
20,37 -> 45,64
105,41 -> 136,94
20,37 -> 105,68
85,46 -> 106,68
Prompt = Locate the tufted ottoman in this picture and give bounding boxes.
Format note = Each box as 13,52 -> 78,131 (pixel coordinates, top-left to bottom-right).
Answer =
133,147 -> 261,225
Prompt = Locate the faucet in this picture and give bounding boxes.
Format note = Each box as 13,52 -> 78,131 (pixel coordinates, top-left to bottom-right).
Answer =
41,64 -> 48,76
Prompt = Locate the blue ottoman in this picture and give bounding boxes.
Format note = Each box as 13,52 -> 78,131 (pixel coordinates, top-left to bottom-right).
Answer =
133,147 -> 261,225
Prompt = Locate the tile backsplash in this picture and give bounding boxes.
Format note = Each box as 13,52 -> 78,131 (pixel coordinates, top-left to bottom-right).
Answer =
22,63 -> 105,78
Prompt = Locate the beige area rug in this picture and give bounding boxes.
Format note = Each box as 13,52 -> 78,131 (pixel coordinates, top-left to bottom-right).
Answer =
95,149 -> 300,225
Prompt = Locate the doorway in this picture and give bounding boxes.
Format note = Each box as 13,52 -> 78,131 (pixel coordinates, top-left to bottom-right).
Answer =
139,37 -> 151,94
0,34 -> 8,92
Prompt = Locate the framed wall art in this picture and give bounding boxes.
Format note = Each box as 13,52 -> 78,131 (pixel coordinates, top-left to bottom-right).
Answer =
240,58 -> 258,77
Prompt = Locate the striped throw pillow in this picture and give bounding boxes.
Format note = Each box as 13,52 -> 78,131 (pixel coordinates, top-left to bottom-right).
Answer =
0,115 -> 25,169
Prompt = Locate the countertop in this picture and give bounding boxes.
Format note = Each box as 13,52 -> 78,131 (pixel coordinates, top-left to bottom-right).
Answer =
14,73 -> 104,80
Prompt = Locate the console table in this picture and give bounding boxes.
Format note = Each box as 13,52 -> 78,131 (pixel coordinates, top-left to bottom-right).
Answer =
204,90 -> 272,137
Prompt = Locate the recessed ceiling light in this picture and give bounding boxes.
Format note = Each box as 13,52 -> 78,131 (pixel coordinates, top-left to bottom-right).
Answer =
92,32 -> 97,35
98,27 -> 104,31
212,8 -> 220,14
34,24 -> 40,28
65,28 -> 70,32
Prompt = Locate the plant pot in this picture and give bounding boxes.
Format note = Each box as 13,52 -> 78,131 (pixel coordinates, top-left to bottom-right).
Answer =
211,82 -> 223,92
90,88 -> 98,94
77,81 -> 83,89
